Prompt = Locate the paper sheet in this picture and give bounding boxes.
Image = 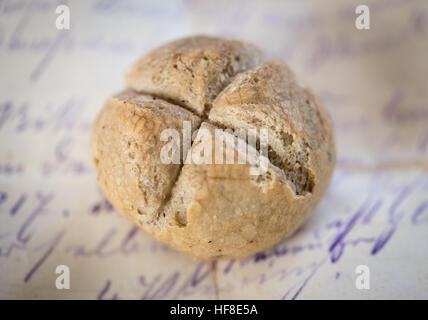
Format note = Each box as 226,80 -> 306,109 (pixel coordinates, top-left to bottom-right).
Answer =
0,0 -> 427,299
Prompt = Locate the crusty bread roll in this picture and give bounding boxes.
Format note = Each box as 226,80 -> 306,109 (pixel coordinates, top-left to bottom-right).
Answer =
91,35 -> 336,259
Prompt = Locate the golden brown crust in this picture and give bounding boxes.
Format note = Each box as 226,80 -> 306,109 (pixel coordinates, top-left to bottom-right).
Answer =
125,35 -> 264,115
90,90 -> 201,227
91,36 -> 336,260
210,61 -> 335,196
156,123 -> 315,259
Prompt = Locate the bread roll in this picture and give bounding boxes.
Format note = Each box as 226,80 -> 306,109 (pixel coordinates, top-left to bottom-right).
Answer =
91,35 -> 336,259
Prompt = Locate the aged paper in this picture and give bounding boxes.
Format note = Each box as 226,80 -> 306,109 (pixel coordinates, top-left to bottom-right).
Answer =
0,0 -> 427,299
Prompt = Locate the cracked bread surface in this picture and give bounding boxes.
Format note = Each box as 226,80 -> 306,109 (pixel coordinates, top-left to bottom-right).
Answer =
125,35 -> 264,116
91,90 -> 201,225
91,35 -> 336,259
209,61 -> 333,196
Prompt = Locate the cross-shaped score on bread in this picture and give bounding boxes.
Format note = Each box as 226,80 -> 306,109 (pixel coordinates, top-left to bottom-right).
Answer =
91,35 -> 336,259
158,120 -> 270,176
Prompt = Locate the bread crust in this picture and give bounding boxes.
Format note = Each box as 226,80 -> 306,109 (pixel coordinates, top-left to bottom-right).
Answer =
90,90 -> 201,225
157,123 -> 317,259
91,36 -> 336,259
125,35 -> 264,116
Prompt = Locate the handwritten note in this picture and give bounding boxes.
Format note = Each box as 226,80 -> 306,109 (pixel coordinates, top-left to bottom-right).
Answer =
1,0 -> 427,299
